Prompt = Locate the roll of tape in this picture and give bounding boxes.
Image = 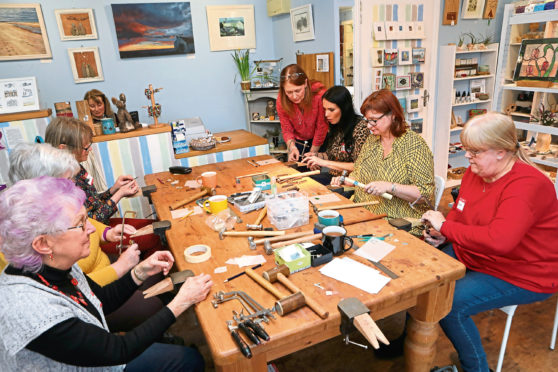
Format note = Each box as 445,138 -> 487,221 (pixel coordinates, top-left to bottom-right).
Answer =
184,244 -> 211,263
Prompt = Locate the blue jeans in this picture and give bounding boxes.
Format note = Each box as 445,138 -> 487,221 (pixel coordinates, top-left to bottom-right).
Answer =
440,245 -> 553,372
124,343 -> 204,372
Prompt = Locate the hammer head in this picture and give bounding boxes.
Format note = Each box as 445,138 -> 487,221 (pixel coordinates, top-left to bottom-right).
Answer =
262,264 -> 290,282
201,186 -> 217,196
246,224 -> 263,230
219,229 -> 225,240
263,240 -> 273,255
339,170 -> 348,184
247,237 -> 256,250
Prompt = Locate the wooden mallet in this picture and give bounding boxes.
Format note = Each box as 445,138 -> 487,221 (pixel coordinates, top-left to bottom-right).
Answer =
169,187 -> 214,211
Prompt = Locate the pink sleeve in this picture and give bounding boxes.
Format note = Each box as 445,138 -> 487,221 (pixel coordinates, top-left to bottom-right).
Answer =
276,94 -> 295,144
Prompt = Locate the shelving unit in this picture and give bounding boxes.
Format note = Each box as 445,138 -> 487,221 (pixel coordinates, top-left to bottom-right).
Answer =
242,89 -> 285,154
434,43 -> 499,186
493,4 -> 558,195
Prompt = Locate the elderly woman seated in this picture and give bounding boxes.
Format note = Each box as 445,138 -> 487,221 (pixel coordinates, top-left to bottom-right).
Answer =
0,176 -> 213,371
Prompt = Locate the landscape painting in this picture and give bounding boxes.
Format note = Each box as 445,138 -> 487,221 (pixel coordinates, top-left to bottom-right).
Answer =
111,2 -> 194,59
0,4 -> 52,61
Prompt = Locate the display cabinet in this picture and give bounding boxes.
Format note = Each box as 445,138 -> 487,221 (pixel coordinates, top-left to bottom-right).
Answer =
243,89 -> 286,155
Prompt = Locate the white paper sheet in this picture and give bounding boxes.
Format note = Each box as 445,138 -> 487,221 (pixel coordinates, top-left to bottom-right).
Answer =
353,238 -> 395,262
226,255 -> 267,267
319,257 -> 391,294
170,206 -> 203,219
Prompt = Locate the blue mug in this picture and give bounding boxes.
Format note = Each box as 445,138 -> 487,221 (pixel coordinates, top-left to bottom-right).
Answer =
101,118 -> 116,135
318,210 -> 340,226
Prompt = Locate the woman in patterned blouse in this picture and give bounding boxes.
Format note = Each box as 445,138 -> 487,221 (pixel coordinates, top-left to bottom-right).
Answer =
301,86 -> 369,185
331,89 -> 434,236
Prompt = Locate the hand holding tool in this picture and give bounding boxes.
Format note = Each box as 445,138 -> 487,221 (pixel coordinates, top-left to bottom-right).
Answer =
312,201 -> 379,214
339,170 -> 393,200
338,297 -> 389,350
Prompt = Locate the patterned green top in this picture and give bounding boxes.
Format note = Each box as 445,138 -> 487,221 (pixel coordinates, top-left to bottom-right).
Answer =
352,129 -> 434,236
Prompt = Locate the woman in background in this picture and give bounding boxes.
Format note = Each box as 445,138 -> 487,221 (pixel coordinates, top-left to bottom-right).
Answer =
84,89 -> 117,124
276,64 -> 328,161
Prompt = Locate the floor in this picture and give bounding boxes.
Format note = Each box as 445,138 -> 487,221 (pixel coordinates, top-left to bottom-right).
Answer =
170,188 -> 558,371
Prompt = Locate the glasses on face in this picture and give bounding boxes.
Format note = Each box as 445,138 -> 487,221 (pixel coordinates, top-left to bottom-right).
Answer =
83,143 -> 92,152
67,215 -> 88,232
364,112 -> 388,126
280,72 -> 305,81
463,147 -> 487,158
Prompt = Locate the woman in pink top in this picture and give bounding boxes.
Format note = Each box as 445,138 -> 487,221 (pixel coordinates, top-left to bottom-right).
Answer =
276,64 -> 328,161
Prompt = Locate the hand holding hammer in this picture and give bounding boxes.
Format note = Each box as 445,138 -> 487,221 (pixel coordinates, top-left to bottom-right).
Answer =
337,171 -> 393,200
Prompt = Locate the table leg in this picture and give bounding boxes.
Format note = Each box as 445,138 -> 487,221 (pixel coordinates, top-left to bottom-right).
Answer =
215,352 -> 267,372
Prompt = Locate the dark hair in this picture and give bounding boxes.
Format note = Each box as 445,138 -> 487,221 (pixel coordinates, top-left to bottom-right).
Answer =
360,89 -> 406,137
322,86 -> 360,151
279,64 -> 320,116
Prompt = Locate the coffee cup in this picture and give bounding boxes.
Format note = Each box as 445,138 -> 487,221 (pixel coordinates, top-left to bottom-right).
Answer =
322,226 -> 353,256
196,171 -> 217,189
203,195 -> 228,214
318,210 -> 340,226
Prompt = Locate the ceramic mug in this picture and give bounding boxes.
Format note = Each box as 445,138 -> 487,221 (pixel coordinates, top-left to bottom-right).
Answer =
203,195 -> 228,214
318,210 -> 340,226
322,226 -> 353,256
100,118 -> 116,135
196,171 -> 217,189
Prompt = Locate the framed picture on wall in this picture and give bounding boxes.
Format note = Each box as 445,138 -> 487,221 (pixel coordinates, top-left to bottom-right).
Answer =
54,8 -> 97,41
462,0 -> 486,19
407,95 -> 421,113
290,4 -> 315,42
0,4 -> 52,61
411,72 -> 425,88
399,47 -> 412,65
372,68 -> 383,91
513,38 -> 558,82
206,4 -> 256,51
67,47 -> 104,84
0,76 -> 40,114
412,47 -> 426,64
371,48 -> 384,67
396,75 -> 411,90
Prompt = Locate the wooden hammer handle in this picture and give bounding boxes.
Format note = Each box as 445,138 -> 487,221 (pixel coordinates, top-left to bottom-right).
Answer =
276,170 -> 320,182
271,233 -> 322,249
254,230 -> 315,245
224,230 -> 285,237
316,201 -> 379,212
170,189 -> 208,210
277,273 -> 329,319
254,205 -> 267,225
345,177 -> 393,200
245,268 -> 289,299
342,213 -> 388,226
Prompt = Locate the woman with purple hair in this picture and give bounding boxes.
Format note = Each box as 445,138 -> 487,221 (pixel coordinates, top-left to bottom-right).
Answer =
0,177 -> 213,371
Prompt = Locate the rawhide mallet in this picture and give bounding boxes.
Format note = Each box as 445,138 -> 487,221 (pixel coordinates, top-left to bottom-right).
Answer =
263,265 -> 329,319
339,170 -> 393,200
338,297 -> 389,349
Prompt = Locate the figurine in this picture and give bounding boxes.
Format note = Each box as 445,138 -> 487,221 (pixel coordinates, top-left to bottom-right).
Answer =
266,100 -> 276,118
111,93 -> 138,133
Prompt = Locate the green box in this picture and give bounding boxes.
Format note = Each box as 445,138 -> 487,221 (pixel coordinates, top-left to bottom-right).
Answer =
274,243 -> 311,274
252,174 -> 271,191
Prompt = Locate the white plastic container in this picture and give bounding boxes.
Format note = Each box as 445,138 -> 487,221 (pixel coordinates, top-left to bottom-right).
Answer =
266,191 -> 309,230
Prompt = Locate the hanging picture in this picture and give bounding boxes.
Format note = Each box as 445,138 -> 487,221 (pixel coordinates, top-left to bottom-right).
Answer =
384,49 -> 398,66
461,0 -> 486,19
410,118 -> 423,133
111,2 -> 195,58
383,73 -> 396,91
399,48 -> 412,65
412,48 -> 426,64
54,8 -> 97,41
206,5 -> 256,51
67,47 -> 104,83
0,4 -> 52,61
316,54 -> 329,72
372,68 -> 383,91
290,4 -> 315,42
0,77 -> 40,114
483,0 -> 499,19
371,48 -> 384,67
398,97 -> 407,113
396,75 -> 411,90
513,38 -> 558,82
411,72 -> 424,88
442,0 -> 460,25
385,21 -> 398,39
373,22 -> 386,41
407,95 -> 421,112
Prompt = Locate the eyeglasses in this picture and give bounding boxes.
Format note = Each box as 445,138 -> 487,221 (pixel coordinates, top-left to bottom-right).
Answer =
463,147 -> 487,158
83,143 -> 92,152
280,72 -> 305,81
67,215 -> 88,232
364,112 -> 388,126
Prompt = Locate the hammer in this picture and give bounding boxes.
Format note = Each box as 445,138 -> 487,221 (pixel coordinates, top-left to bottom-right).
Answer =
262,265 -> 329,319
312,201 -> 379,214
271,233 -> 322,249
219,230 -> 285,240
169,187 -> 215,210
339,171 -> 393,200
246,205 -> 267,230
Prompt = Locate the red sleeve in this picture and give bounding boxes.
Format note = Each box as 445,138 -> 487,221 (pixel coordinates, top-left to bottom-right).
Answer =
276,93 -> 295,144
312,88 -> 328,147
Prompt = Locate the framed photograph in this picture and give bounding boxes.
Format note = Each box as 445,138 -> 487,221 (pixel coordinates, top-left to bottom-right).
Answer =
411,72 -> 425,88
67,47 -> 104,84
55,8 -> 97,41
396,75 -> 411,90
399,47 -> 412,65
407,95 -> 421,113
385,21 -> 398,40
462,0 -> 486,19
206,5 -> 255,51
112,2 -> 195,58
383,73 -> 396,91
0,77 -> 40,114
470,78 -> 486,97
290,4 -> 315,42
513,39 -> 558,82
372,68 -> 383,91
412,47 -> 426,64
410,118 -> 423,133
316,54 -> 329,72
371,48 -> 384,67
398,97 -> 407,113
384,49 -> 398,66
0,4 -> 52,61
373,22 -> 386,41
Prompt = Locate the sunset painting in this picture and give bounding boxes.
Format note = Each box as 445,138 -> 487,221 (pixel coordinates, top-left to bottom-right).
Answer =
111,2 -> 194,59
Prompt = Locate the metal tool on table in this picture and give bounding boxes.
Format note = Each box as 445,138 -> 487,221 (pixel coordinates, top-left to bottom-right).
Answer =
275,170 -> 320,184
339,170 -> 393,200
212,290 -> 276,323
117,211 -> 137,255
246,205 -> 267,230
246,159 -> 259,167
352,239 -> 398,279
338,297 -> 389,350
226,320 -> 252,359
143,269 -> 195,298
169,187 -> 215,210
232,310 -> 270,343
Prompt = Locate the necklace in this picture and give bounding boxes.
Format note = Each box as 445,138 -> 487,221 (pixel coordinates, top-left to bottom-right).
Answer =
37,273 -> 88,306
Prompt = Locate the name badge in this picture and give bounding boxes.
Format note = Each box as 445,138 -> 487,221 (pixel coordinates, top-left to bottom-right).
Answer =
456,198 -> 466,212
85,173 -> 94,186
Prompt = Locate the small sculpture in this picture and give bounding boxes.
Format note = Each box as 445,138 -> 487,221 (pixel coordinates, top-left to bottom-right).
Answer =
143,84 -> 164,128
111,93 -> 139,133
266,100 -> 276,118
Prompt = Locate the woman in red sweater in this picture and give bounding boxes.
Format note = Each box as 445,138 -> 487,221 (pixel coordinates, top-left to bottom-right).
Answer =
422,112 -> 558,372
276,64 -> 328,161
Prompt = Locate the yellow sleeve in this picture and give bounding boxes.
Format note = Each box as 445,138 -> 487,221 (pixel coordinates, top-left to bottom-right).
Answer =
89,218 -> 109,243
405,132 -> 435,202
78,218 -> 118,286
0,252 -> 7,272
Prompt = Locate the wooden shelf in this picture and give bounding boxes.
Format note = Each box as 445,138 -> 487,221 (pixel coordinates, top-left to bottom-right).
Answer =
502,84 -> 558,94
175,129 -> 268,159
0,108 -> 51,123
453,99 -> 492,107
455,48 -> 498,54
92,124 -> 171,143
454,74 -> 494,81
510,9 -> 558,24
514,121 -> 558,136
450,127 -> 464,133
510,112 -> 531,118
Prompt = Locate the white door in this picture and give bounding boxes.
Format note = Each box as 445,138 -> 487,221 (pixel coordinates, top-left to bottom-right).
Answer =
354,0 -> 441,148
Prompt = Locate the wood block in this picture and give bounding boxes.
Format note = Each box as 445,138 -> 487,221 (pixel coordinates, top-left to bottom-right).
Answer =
442,0 -> 460,25
76,100 -> 94,130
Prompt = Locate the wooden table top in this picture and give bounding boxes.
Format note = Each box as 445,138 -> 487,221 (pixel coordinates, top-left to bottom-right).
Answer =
175,129 -> 268,159
144,155 -> 465,370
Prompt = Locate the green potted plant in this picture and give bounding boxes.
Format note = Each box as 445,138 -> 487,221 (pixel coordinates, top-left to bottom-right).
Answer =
232,49 -> 255,92
530,103 -> 556,153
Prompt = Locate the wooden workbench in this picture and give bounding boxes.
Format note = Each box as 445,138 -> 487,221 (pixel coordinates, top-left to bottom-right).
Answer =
144,156 -> 465,372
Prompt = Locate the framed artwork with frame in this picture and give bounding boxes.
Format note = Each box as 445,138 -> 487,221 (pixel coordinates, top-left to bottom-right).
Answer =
0,76 -> 40,114
407,95 -> 421,113
411,72 -> 424,88
513,38 -> 558,83
0,4 -> 52,61
399,47 -> 412,65
290,4 -> 315,42
67,47 -> 104,84
396,75 -> 411,90
412,47 -> 426,64
461,0 -> 486,19
383,73 -> 396,91
206,5 -> 255,51
54,8 -> 97,41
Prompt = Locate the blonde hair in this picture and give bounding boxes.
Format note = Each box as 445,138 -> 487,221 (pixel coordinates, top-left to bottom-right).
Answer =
45,117 -> 93,157
84,89 -> 115,118
460,112 -> 536,167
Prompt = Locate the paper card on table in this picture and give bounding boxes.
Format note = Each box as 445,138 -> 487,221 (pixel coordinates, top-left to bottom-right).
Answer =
309,193 -> 341,205
185,180 -> 202,189
319,257 -> 390,294
214,266 -> 227,274
226,254 -> 266,267
353,238 -> 395,262
256,158 -> 280,166
170,206 -> 203,219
